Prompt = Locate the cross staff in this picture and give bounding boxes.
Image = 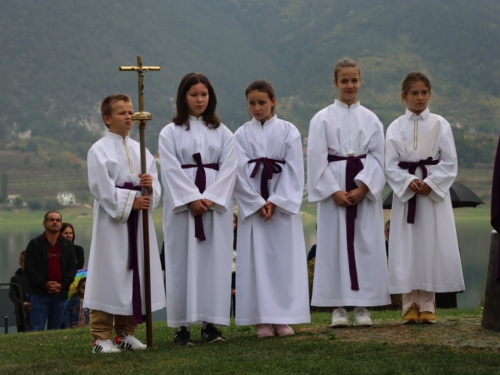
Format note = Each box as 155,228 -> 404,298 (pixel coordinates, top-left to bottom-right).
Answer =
119,55 -> 160,348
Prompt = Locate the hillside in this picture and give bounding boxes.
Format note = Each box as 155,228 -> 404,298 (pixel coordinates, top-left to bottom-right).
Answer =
2,0 -> 500,151
1,0 -> 500,202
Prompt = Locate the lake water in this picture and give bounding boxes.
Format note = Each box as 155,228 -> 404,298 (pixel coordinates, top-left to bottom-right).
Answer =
0,209 -> 492,331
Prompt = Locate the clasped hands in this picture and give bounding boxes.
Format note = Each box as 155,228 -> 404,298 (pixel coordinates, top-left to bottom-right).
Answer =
332,184 -> 369,206
132,173 -> 153,210
188,199 -> 214,216
409,179 -> 431,195
45,281 -> 62,294
260,201 -> 276,222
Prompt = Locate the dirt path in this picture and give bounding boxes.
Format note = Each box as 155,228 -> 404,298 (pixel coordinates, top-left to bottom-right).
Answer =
300,316 -> 500,350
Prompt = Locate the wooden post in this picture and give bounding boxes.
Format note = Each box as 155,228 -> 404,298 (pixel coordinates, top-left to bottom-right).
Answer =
481,230 -> 500,331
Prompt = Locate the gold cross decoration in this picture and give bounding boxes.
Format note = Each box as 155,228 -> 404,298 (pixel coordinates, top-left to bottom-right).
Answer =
119,55 -> 160,123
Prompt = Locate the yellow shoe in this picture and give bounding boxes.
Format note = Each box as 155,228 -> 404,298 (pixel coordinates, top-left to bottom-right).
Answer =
403,303 -> 419,324
419,311 -> 436,324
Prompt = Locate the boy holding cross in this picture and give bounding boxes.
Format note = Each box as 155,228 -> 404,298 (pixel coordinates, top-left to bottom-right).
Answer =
84,94 -> 165,353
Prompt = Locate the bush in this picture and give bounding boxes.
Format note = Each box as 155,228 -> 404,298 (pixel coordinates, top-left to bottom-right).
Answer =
44,199 -> 63,210
27,199 -> 43,210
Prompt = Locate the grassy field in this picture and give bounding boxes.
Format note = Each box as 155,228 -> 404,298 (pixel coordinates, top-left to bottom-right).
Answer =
0,199 -> 491,229
1,310 -> 499,375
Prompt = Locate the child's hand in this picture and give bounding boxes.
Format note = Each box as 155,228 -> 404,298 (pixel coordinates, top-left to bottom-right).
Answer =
138,173 -> 153,195
332,191 -> 351,206
417,181 -> 431,195
201,198 -> 214,208
188,200 -> 208,216
260,201 -> 276,222
409,179 -> 421,193
133,196 -> 151,210
346,184 -> 369,205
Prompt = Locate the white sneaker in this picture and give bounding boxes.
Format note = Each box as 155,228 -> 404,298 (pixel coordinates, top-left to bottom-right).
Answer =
353,307 -> 373,326
115,334 -> 147,350
331,308 -> 349,327
93,339 -> 122,353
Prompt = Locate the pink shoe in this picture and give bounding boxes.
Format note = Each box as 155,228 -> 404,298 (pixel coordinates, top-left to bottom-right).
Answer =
256,324 -> 275,338
272,324 -> 294,336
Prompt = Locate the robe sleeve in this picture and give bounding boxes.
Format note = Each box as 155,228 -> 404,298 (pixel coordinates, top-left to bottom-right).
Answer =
87,145 -> 137,223
424,119 -> 457,202
146,149 -> 161,212
354,120 -> 386,201
158,126 -> 203,213
234,128 -> 267,220
202,128 -> 237,213
307,115 -> 341,203
385,122 -> 419,203
268,128 -> 304,215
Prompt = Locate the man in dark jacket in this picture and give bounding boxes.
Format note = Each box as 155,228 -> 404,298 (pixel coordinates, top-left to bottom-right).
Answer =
9,251 -> 31,332
24,211 -> 77,331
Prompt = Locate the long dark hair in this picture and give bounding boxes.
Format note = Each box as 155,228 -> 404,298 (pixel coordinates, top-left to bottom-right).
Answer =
60,222 -> 75,244
172,72 -> 221,130
75,277 -> 86,297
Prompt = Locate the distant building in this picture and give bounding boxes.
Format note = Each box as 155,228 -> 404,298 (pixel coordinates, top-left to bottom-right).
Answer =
17,130 -> 32,139
7,194 -> 22,205
57,191 -> 76,205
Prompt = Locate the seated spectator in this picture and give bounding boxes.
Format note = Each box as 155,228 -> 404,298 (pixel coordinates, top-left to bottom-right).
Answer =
307,225 -> 318,261
64,277 -> 89,328
9,251 -> 31,332
60,223 -> 85,269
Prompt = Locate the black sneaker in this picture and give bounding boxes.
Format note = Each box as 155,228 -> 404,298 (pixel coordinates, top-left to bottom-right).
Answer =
201,323 -> 226,343
173,326 -> 195,346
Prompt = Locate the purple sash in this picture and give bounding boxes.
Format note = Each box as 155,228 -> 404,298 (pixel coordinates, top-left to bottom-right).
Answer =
398,157 -> 439,224
328,154 -> 367,291
181,153 -> 219,241
248,158 -> 285,200
117,182 -> 143,324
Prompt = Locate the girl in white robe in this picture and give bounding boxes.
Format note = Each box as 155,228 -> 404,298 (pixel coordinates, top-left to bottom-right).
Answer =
307,60 -> 390,328
385,72 -> 464,324
234,79 -> 310,338
159,73 -> 237,345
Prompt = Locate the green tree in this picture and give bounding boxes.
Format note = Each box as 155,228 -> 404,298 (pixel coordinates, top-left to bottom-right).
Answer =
44,199 -> 63,211
13,196 -> 24,209
28,199 -> 42,210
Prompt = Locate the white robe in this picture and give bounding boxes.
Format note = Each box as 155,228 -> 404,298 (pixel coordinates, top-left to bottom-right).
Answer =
233,115 -> 310,325
307,100 -> 390,307
84,132 -> 166,315
385,108 -> 465,293
159,117 -> 237,327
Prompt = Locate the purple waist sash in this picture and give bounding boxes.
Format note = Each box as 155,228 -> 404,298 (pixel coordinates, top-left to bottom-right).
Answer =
181,152 -> 219,241
248,157 -> 285,200
117,182 -> 143,324
398,157 -> 439,224
327,154 -> 367,291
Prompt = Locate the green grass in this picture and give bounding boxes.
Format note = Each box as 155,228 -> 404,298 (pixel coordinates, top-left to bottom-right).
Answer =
0,206 -> 166,228
1,310 -> 499,375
